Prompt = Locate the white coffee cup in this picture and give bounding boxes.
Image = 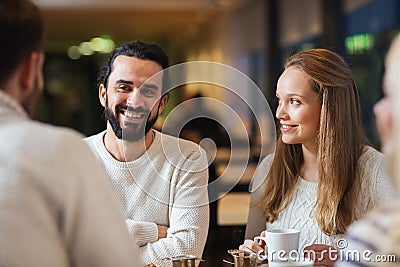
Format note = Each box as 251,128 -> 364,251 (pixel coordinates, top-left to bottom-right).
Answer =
268,258 -> 314,267
254,228 -> 300,263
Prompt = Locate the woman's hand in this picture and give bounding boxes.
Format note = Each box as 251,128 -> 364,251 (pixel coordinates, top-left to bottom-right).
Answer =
239,231 -> 267,264
304,244 -> 338,267
238,230 -> 266,253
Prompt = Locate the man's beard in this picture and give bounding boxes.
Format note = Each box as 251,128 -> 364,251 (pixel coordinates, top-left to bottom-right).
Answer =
105,97 -> 159,142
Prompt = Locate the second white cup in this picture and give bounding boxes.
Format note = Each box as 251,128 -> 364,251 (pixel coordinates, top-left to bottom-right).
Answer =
254,228 -> 300,263
268,258 -> 314,267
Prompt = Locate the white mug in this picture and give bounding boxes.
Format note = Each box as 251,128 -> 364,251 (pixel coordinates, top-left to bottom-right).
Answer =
254,228 -> 300,263
268,258 -> 314,267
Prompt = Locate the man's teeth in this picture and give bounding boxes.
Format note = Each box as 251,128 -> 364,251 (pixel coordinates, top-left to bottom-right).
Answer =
282,125 -> 290,129
125,111 -> 143,119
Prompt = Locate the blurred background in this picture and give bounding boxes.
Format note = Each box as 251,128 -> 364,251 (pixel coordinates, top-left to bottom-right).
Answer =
34,0 -> 400,146
32,0 -> 400,265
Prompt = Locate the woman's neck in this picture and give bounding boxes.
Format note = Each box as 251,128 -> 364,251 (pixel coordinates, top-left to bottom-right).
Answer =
299,145 -> 318,183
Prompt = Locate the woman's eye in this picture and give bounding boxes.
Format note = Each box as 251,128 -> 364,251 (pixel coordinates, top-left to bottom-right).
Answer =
290,98 -> 301,105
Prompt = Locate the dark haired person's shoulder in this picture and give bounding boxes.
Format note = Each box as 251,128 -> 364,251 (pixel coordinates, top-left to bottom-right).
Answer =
0,119 -> 103,187
0,120 -> 88,160
32,120 -> 85,146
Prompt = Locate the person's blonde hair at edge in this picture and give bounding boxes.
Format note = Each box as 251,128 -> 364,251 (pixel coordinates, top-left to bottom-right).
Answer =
258,48 -> 368,235
383,33 -> 400,190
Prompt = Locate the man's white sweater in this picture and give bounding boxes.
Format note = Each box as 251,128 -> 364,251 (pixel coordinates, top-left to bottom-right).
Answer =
85,130 -> 209,267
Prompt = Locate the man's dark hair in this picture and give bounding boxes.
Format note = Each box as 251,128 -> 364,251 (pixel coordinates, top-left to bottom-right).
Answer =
0,0 -> 45,84
97,40 -> 170,95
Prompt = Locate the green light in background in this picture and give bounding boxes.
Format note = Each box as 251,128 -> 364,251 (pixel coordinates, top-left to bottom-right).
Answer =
78,41 -> 94,56
345,33 -> 374,55
90,37 -> 105,52
90,36 -> 115,53
67,36 -> 115,60
67,46 -> 81,60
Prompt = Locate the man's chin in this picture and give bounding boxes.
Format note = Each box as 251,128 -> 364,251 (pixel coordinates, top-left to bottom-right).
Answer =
121,133 -> 146,142
121,127 -> 146,142
123,121 -> 141,128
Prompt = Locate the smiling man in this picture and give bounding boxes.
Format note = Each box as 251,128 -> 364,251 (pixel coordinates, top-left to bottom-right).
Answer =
84,41 -> 209,267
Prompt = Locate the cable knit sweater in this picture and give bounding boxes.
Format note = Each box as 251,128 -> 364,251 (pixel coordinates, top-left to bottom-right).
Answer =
245,147 -> 398,252
0,90 -> 141,267
84,130 -> 209,267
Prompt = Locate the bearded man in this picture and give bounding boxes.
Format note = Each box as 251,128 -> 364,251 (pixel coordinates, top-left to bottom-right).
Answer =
84,41 -> 209,267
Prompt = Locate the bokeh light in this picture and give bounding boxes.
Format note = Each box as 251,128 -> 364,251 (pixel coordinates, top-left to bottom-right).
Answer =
67,36 -> 115,59
67,45 -> 81,60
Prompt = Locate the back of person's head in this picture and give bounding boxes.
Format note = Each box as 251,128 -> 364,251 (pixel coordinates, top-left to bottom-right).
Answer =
0,0 -> 44,85
97,40 -> 169,94
384,34 -> 400,188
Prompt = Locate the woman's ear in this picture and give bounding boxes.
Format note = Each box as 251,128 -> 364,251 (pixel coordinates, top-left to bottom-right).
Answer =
99,84 -> 107,108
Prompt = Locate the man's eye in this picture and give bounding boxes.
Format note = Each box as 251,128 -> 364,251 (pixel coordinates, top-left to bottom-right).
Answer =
141,88 -> 156,97
117,85 -> 130,91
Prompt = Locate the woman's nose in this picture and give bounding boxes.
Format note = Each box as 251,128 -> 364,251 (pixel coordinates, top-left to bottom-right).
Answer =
275,103 -> 288,120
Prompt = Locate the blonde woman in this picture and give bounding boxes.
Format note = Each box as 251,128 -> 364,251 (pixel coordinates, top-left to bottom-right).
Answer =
239,49 -> 398,267
337,34 -> 400,266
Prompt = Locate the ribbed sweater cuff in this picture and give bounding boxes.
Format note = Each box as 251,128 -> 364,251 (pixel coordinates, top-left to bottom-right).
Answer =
126,219 -> 158,246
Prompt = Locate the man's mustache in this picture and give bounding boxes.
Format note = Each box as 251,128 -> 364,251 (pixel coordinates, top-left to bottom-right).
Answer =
116,105 -> 150,114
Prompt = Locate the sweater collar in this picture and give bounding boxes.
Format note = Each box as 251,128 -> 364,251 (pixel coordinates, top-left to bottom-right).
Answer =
97,129 -> 161,168
0,90 -> 30,122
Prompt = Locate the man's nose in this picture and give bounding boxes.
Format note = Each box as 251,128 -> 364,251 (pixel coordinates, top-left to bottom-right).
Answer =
127,88 -> 144,108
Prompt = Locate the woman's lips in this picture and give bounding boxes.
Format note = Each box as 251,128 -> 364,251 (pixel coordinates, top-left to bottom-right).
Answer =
280,124 -> 297,132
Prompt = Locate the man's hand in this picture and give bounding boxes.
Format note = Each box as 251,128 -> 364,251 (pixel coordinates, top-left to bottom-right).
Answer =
157,225 -> 168,240
304,244 -> 338,267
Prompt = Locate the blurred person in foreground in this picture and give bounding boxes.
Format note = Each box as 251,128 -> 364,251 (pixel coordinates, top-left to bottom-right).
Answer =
336,34 -> 400,266
0,0 -> 142,266
239,49 -> 398,267
84,41 -> 209,267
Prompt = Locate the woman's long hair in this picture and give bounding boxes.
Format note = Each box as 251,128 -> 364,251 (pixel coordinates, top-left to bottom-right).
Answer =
259,49 -> 368,235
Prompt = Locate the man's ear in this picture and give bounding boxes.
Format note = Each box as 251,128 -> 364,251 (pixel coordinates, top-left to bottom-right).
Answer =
99,84 -> 107,108
19,52 -> 39,93
158,94 -> 169,115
